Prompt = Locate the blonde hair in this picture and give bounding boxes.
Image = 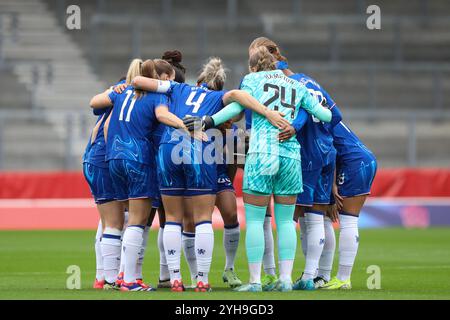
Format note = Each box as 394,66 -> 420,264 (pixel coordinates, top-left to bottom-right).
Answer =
134,59 -> 159,98
249,46 -> 277,72
197,57 -> 226,91
125,59 -> 159,98
126,58 -> 143,85
249,37 -> 287,62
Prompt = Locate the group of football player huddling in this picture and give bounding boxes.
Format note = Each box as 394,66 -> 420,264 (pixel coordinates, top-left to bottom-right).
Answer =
84,37 -> 377,292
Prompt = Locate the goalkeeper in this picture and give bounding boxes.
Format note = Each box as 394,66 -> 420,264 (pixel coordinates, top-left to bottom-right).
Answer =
184,47 -> 332,292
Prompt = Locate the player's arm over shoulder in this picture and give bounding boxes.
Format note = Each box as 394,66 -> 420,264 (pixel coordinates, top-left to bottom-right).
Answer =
90,88 -> 114,109
297,82 -> 332,122
132,77 -> 177,93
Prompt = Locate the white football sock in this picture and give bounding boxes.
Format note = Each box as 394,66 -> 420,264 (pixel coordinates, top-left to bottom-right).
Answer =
195,222 -> 214,284
182,232 -> 197,283
122,225 -> 144,284
223,223 -> 240,270
158,227 -> 170,281
101,227 -> 122,283
318,217 -> 336,281
279,260 -> 294,282
249,262 -> 262,284
119,246 -> 125,274
303,212 -> 325,280
262,216 -> 276,276
163,223 -> 182,283
119,211 -> 128,274
337,213 -> 359,281
136,225 -> 150,280
94,220 -> 104,280
298,216 -> 308,258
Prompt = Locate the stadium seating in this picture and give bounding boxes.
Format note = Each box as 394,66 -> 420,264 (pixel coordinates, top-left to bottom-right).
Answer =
0,0 -> 105,169
0,0 -> 448,169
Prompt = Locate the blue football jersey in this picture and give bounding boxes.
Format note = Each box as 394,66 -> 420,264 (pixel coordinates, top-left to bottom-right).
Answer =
152,123 -> 166,149
84,80 -> 125,168
160,82 -> 226,145
332,121 -> 376,169
290,73 -> 337,170
106,86 -> 169,165
244,108 -> 252,130
83,108 -> 112,168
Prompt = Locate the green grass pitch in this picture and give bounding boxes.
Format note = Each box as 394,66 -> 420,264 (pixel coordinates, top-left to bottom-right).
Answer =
0,228 -> 449,300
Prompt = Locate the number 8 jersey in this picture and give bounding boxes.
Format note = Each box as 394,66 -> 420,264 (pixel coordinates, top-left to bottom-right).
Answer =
240,70 -> 323,161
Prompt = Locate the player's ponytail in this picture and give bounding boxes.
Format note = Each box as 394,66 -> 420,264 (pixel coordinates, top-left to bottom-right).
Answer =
197,57 -> 226,91
126,58 -> 143,85
162,50 -> 186,83
134,59 -> 158,98
249,46 -> 277,72
249,37 -> 287,62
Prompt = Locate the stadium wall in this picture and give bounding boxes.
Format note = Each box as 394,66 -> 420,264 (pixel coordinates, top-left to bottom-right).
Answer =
0,169 -> 450,230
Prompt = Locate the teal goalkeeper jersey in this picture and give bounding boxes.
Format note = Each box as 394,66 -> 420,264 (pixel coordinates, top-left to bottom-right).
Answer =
240,70 -> 322,161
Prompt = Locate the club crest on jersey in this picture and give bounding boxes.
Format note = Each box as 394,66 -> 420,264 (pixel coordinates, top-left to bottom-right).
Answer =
338,173 -> 345,185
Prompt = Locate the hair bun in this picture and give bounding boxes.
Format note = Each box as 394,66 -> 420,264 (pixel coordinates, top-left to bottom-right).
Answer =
162,50 -> 182,63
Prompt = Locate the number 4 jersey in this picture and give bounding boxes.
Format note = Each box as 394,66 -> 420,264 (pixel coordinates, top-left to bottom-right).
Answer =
160,82 -> 226,145
240,70 -> 324,161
